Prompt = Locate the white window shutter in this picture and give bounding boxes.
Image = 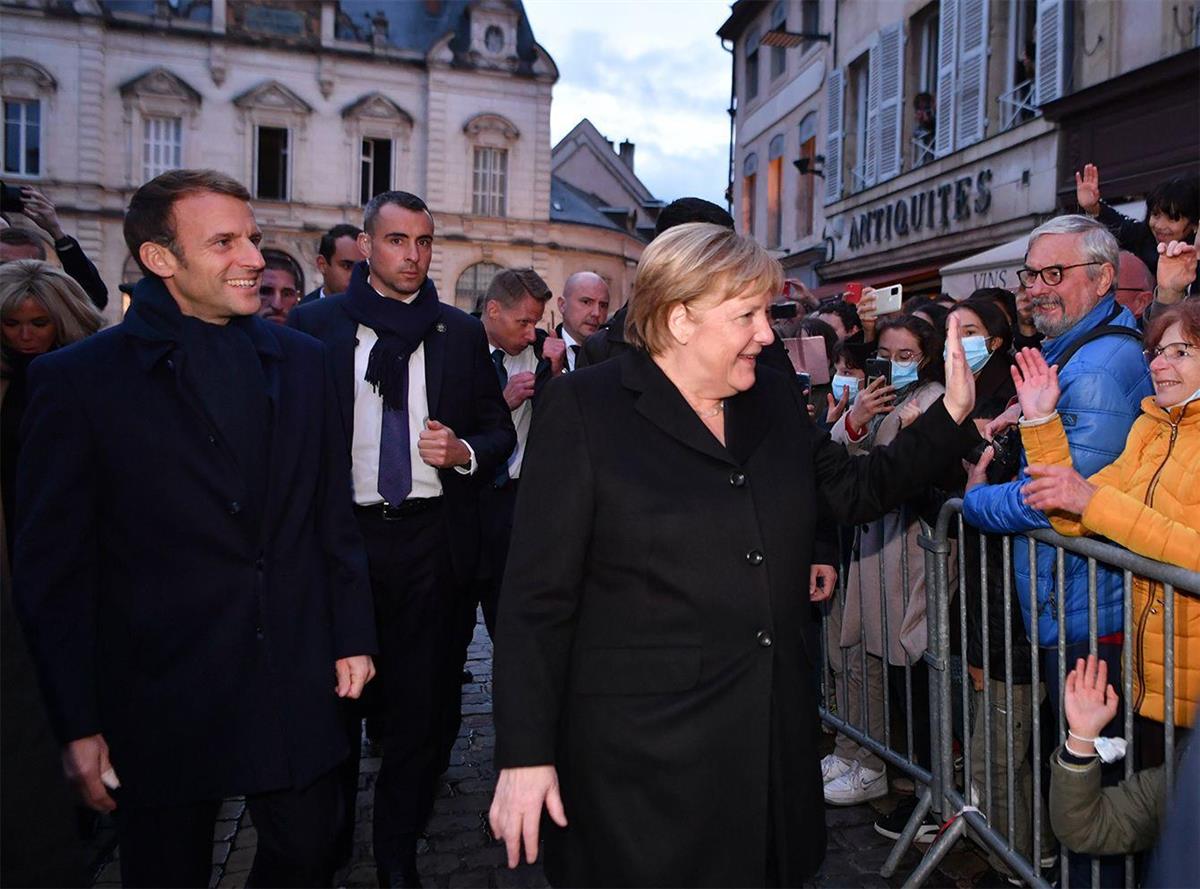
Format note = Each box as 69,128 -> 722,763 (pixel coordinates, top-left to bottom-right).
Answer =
1035,0 -> 1066,104
955,0 -> 989,149
875,23 -> 904,181
934,0 -> 958,158
824,67 -> 844,203
864,44 -> 880,187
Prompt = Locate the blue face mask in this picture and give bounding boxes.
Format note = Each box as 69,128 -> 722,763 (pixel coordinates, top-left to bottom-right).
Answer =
831,374 -> 860,403
945,335 -> 992,373
891,360 -> 920,390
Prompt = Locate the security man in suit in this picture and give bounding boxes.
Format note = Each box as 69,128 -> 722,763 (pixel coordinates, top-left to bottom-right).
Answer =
288,191 -> 515,887
555,271 -> 610,371
301,223 -> 366,304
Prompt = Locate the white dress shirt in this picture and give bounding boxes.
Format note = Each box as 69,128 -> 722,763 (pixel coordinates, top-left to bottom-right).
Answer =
351,283 -> 475,505
492,340 -> 538,479
561,327 -> 582,372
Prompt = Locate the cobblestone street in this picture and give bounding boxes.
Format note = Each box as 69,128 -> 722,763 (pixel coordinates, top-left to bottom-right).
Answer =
92,613 -> 993,888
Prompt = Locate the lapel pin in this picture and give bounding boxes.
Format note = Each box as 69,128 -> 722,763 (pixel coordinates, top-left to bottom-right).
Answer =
435,322 -> 446,333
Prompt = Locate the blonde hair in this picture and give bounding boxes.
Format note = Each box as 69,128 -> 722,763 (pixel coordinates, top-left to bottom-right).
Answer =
0,260 -> 104,348
626,223 -> 782,355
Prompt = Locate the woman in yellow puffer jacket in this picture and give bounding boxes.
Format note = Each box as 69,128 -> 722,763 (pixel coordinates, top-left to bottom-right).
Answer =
1011,301 -> 1200,740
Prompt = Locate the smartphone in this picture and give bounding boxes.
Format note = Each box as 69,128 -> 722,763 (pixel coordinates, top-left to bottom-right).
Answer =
864,358 -> 892,388
844,282 -> 864,305
874,283 -> 904,315
795,371 -> 812,401
769,302 -> 798,320
0,183 -> 23,214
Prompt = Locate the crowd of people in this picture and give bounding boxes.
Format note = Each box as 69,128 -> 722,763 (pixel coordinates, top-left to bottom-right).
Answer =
0,163 -> 1195,889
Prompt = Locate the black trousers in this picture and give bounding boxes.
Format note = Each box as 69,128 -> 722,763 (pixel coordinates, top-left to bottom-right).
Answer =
354,502 -> 458,876
115,766 -> 342,888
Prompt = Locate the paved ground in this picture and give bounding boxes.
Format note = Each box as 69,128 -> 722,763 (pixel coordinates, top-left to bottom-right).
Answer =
92,613 -> 1002,888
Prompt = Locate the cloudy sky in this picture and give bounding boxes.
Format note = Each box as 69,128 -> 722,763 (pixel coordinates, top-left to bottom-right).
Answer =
523,0 -> 734,208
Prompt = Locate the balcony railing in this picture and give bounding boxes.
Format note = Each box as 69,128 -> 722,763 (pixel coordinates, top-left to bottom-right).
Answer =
998,79 -> 1038,132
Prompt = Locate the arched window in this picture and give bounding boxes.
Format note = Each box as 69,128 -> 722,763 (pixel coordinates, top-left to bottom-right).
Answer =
455,262 -> 504,313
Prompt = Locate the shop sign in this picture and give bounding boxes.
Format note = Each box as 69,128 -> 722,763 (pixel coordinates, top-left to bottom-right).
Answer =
846,169 -> 993,252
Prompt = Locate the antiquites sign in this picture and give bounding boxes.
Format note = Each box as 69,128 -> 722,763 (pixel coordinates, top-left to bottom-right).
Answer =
846,169 -> 993,252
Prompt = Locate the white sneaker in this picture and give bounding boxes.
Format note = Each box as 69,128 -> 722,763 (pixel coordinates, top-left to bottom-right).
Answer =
824,761 -> 888,806
821,753 -> 854,784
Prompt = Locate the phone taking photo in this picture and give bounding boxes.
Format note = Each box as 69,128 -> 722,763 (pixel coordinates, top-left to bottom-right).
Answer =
874,284 -> 904,315
864,358 -> 892,388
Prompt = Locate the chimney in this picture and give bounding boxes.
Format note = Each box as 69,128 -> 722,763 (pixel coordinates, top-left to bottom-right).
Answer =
618,139 -> 635,172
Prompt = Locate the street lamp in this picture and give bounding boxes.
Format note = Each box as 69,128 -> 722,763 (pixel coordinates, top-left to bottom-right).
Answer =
794,154 -> 826,178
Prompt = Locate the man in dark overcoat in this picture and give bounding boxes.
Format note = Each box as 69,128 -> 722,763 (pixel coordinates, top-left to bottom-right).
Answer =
288,191 -> 515,886
13,169 -> 377,888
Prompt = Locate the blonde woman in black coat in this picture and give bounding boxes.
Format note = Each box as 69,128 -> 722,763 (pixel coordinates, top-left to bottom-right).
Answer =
489,223 -> 980,887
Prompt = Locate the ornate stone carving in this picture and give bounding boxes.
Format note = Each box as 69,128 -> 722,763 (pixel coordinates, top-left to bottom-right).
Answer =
233,80 -> 313,114
119,67 -> 202,105
463,112 -> 519,142
342,92 -> 413,126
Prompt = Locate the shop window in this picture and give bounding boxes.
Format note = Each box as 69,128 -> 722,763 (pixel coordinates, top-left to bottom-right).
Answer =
255,126 -> 290,200
3,98 -> 39,176
745,27 -> 761,101
473,147 -> 507,217
455,261 -> 504,313
796,113 -> 817,238
741,153 -> 758,237
361,137 -> 392,205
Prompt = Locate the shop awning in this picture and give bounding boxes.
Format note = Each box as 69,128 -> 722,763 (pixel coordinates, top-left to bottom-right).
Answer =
939,201 -> 1144,300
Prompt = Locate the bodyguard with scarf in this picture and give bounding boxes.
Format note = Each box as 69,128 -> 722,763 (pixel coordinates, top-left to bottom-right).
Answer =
289,191 -> 515,886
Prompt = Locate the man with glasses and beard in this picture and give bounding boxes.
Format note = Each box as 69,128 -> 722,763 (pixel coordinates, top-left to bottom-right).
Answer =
963,214 -> 1152,889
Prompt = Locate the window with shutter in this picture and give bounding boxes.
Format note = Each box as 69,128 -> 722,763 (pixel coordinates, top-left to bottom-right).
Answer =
934,0 -> 958,158
767,134 -> 785,247
742,152 -> 758,236
954,0 -> 989,149
875,23 -> 905,181
1034,0 -> 1066,105
746,27 -> 761,101
770,3 -> 787,80
864,43 -> 880,188
823,68 -> 844,204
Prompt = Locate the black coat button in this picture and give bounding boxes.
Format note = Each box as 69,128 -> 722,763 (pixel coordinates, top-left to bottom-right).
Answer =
757,631 -> 773,647
746,550 -> 764,566
227,501 -> 242,515
729,471 -> 746,487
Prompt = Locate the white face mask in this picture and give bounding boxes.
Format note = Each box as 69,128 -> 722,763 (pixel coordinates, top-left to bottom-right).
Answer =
831,374 -> 860,403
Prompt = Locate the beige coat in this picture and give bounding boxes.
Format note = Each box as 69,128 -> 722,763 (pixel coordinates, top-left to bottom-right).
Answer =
831,382 -> 955,665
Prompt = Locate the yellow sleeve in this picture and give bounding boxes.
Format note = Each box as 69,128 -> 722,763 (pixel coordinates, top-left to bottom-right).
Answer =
1082,486 -> 1200,572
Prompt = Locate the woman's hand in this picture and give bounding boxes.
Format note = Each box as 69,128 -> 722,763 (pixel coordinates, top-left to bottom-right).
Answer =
942,314 -> 977,424
1155,235 -> 1198,304
895,401 -> 922,429
825,387 -> 851,425
962,447 -> 995,494
858,287 -> 878,342
1063,654 -> 1117,756
1010,347 -> 1060,421
489,765 -> 568,868
1022,464 -> 1097,515
809,564 -> 837,602
1074,163 -> 1101,216
847,376 -> 894,430
983,403 -> 1022,441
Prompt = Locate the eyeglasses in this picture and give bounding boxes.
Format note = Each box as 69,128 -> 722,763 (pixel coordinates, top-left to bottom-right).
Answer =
1143,342 -> 1195,363
1016,262 -> 1101,288
877,349 -> 921,363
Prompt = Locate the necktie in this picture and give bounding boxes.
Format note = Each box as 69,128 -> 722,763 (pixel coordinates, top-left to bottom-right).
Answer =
377,354 -> 412,504
569,344 -> 580,371
492,348 -> 511,486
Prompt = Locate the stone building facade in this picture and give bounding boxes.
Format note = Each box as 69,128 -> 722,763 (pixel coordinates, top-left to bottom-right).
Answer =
719,0 -> 1199,296
0,0 -> 651,321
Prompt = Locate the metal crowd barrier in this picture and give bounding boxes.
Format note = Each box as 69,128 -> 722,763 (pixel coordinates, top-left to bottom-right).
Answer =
816,497 -> 1200,888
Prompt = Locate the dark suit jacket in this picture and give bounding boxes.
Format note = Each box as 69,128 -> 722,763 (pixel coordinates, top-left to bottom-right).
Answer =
13,286 -> 377,807
300,286 -> 323,306
493,349 -> 977,887
289,277 -> 516,582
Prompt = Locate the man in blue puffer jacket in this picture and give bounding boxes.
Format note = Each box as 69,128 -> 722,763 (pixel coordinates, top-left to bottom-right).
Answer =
963,214 -> 1151,887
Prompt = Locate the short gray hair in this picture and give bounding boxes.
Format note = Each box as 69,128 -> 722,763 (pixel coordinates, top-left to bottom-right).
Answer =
1027,214 -> 1120,281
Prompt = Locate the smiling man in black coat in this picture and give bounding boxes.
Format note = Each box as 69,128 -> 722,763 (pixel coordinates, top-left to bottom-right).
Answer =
13,170 -> 377,888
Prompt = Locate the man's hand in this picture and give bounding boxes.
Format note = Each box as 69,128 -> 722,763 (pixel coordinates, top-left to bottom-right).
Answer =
63,734 -> 117,813
335,655 -> 376,699
1022,464 -> 1097,515
417,419 -> 471,468
784,279 -> 819,313
1010,347 -> 1060,421
963,448 -> 995,494
1155,235 -> 1198,304
489,765 -> 568,868
942,314 -> 977,424
1074,163 -> 1101,216
19,187 -> 65,241
1063,654 -> 1117,756
858,287 -> 878,341
983,403 -> 1022,440
809,564 -> 837,602
541,332 -> 567,376
502,371 -> 537,410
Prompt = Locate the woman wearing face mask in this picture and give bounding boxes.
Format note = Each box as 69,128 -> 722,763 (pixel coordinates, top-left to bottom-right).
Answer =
948,296 -> 1016,416
823,315 -> 952,825
824,340 -> 868,428
1014,301 -> 1200,768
